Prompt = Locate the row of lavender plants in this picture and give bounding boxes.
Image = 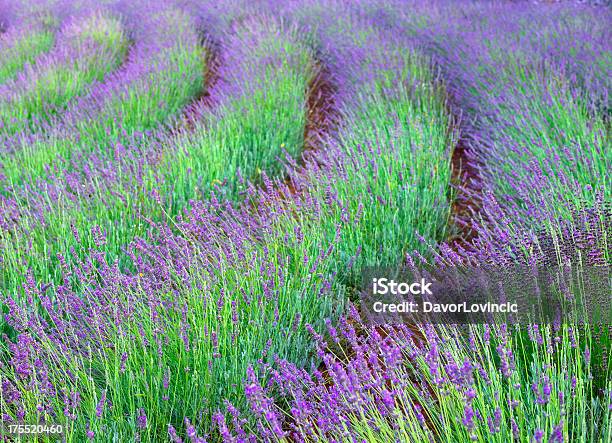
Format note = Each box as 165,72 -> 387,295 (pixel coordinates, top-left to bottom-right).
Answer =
0,13 -> 56,85
0,8 -> 128,136
405,0 -> 611,223
0,1 -> 129,87
405,0 -> 611,380
159,13 -> 317,208
0,0 -> 58,54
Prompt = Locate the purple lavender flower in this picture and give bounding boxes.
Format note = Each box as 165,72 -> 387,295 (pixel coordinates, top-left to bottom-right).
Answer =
137,408 -> 147,429
534,428 -> 544,443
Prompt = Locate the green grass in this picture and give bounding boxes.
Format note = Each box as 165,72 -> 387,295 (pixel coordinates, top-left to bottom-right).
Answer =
0,12 -> 128,135
0,20 -> 56,84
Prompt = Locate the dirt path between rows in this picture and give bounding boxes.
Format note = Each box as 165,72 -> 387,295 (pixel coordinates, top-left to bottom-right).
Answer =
303,60 -> 337,154
448,134 -> 481,249
196,37 -> 222,109
443,85 -> 484,254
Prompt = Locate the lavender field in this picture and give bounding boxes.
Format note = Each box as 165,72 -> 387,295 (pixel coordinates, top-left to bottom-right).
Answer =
0,0 -> 610,441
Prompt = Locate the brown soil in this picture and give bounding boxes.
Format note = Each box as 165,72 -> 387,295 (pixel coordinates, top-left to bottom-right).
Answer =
437,87 -> 487,260
303,61 -> 337,154
447,134 -> 482,249
198,39 -> 222,109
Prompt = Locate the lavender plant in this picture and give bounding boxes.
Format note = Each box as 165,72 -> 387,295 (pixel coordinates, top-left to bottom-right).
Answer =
220,303 -> 610,442
0,10 -> 128,135
0,17 -> 56,84
394,0 -> 611,224
214,184 -> 610,442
